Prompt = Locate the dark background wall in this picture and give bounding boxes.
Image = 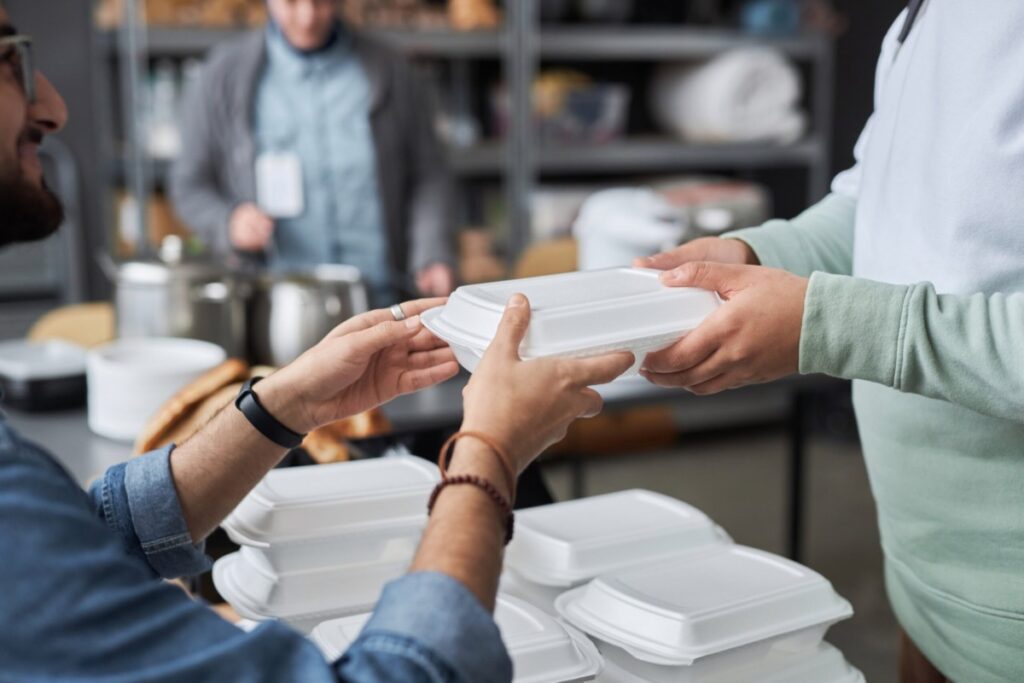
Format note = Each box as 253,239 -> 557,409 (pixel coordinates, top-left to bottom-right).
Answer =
829,0 -> 902,174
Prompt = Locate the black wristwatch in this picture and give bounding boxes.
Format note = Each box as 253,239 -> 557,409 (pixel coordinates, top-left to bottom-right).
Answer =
234,377 -> 306,449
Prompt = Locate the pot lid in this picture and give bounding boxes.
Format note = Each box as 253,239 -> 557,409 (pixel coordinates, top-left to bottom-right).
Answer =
114,259 -> 233,284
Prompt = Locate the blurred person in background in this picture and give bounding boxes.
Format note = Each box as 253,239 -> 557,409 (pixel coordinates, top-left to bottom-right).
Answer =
170,0 -> 456,306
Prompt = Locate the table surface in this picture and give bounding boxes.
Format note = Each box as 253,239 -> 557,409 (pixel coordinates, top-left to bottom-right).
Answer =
3,372 -> 833,487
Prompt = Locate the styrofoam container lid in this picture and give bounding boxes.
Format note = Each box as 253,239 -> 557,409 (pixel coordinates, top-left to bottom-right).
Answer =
556,545 -> 853,666
506,490 -> 731,588
0,339 -> 87,380
212,551 -> 408,625
422,268 -> 720,374
312,595 -> 604,683
222,455 -> 439,546
500,568 -> 570,616
596,641 -> 864,683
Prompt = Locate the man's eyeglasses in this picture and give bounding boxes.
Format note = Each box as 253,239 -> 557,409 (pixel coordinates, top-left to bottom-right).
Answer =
0,35 -> 35,104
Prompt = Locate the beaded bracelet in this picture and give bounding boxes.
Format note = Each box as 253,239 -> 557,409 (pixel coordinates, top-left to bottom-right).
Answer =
427,474 -> 515,544
437,430 -> 517,500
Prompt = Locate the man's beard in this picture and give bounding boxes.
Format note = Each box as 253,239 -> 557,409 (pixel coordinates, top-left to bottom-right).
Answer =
0,174 -> 65,248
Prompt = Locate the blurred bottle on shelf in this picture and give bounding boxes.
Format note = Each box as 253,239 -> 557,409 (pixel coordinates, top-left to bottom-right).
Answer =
146,60 -> 182,160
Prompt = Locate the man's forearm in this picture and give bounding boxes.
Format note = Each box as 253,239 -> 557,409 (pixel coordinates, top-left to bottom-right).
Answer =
169,376 -> 307,544
409,440 -> 510,611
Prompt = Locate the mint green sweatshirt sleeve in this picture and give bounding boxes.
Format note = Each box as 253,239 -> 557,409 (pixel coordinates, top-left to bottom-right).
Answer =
721,192 -> 1024,423
800,274 -> 1024,424
721,192 -> 857,277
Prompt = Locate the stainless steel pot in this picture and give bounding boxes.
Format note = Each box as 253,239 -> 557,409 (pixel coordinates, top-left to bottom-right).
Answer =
249,264 -> 370,366
108,260 -> 250,358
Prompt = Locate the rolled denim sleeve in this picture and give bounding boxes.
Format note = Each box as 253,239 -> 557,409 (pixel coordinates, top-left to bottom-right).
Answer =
90,445 -> 211,579
337,572 -> 513,683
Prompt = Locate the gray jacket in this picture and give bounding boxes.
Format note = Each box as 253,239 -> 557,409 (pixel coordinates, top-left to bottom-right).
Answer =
169,30 -> 454,287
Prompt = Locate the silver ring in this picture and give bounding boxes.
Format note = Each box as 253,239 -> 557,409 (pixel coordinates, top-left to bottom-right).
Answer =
390,303 -> 407,321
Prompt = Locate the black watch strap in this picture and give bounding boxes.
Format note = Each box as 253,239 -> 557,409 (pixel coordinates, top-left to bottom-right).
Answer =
234,377 -> 306,449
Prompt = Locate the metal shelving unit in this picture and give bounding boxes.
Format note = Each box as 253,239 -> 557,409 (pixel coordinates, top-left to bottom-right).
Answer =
534,136 -> 826,174
99,1 -> 834,262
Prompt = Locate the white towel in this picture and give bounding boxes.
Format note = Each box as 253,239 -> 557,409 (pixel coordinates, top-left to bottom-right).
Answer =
650,48 -> 806,144
574,188 -> 687,270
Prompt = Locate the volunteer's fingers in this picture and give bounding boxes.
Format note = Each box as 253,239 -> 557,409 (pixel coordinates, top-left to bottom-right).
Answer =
642,322 -> 721,375
642,347 -> 729,388
397,361 -> 460,394
408,326 -> 449,352
490,294 -> 531,359
404,347 -> 457,370
685,373 -> 736,396
338,317 -> 421,360
658,261 -> 750,294
326,298 -> 446,340
577,387 -> 605,418
634,243 -> 701,270
566,352 -> 635,387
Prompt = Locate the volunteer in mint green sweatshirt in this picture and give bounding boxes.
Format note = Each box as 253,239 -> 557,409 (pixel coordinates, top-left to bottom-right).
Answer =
637,4 -> 1024,682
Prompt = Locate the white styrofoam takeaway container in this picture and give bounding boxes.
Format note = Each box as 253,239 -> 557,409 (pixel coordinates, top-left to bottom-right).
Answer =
222,456 -> 437,573
556,545 -> 853,667
506,490 -> 731,588
312,595 -> 604,683
421,268 -> 720,378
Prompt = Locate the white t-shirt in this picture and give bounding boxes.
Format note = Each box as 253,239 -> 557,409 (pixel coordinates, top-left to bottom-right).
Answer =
833,0 -> 1024,295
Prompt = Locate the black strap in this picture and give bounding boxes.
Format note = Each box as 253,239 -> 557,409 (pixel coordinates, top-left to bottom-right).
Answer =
897,0 -> 925,45
234,377 -> 306,449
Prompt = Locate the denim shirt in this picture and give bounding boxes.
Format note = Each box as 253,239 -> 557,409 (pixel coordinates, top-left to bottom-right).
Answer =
0,416 -> 512,682
255,23 -> 395,307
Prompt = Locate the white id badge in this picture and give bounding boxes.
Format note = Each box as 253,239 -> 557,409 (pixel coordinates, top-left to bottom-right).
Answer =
256,152 -> 305,218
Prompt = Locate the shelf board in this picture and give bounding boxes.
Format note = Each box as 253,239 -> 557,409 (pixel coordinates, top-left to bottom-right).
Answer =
110,138 -> 822,186
534,136 -> 825,174
372,28 -> 505,57
539,27 -> 828,60
97,26 -> 505,58
109,143 -> 505,187
97,26 -> 828,61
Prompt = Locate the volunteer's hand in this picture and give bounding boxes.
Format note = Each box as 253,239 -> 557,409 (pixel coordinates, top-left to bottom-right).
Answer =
229,203 -> 275,252
634,236 -> 760,271
460,294 -> 635,474
416,263 -> 456,297
259,299 -> 459,433
641,263 -> 807,395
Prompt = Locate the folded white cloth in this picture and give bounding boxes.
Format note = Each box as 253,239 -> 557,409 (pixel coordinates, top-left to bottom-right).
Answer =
574,188 -> 687,270
650,48 -> 806,144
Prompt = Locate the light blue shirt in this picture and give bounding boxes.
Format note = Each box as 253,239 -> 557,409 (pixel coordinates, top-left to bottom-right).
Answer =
255,23 -> 395,307
0,414 -> 512,682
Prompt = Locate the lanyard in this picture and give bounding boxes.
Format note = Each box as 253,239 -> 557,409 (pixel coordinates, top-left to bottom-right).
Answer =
898,0 -> 925,44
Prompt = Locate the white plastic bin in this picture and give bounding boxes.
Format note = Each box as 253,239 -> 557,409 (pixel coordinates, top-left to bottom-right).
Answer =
87,337 -> 226,441
312,595 -> 604,683
422,268 -> 720,378
556,545 -> 853,667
